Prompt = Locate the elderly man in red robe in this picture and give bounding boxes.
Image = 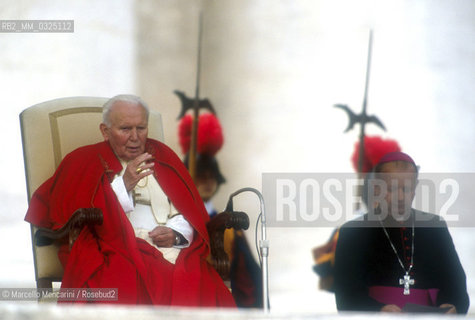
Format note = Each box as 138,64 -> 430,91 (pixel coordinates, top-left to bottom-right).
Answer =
25,95 -> 236,307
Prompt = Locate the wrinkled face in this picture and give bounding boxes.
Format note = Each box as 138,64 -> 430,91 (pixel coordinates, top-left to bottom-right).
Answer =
195,170 -> 218,202
375,161 -> 417,218
100,101 -> 148,161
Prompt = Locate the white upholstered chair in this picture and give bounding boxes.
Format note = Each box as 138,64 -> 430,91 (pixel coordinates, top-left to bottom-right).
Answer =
20,96 -> 164,290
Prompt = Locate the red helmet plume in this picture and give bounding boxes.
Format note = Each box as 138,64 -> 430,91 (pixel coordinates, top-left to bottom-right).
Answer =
178,113 -> 224,156
351,136 -> 401,172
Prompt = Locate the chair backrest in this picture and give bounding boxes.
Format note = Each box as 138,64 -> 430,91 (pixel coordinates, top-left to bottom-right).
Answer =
20,96 -> 164,288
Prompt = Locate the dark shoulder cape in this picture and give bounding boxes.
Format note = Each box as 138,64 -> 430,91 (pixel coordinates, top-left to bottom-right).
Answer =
334,210 -> 469,313
25,140 -> 235,307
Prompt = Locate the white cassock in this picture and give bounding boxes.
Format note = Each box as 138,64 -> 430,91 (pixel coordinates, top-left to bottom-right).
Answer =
110,161 -> 194,264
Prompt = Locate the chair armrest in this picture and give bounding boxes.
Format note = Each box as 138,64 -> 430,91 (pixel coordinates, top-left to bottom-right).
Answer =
34,208 -> 103,247
207,211 -> 250,280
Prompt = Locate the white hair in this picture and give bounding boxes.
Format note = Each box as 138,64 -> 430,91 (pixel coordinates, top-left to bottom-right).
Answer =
102,94 -> 150,126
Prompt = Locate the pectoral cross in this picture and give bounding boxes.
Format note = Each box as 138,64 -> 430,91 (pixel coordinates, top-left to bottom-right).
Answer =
132,189 -> 142,207
399,272 -> 414,295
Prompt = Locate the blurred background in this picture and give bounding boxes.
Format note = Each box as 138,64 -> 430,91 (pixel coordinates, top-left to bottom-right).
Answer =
0,0 -> 474,314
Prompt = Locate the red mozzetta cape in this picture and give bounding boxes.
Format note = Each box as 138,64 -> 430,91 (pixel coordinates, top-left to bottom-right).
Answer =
25,139 -> 236,307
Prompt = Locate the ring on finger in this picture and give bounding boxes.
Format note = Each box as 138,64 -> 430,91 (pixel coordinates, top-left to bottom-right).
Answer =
136,167 -> 143,174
